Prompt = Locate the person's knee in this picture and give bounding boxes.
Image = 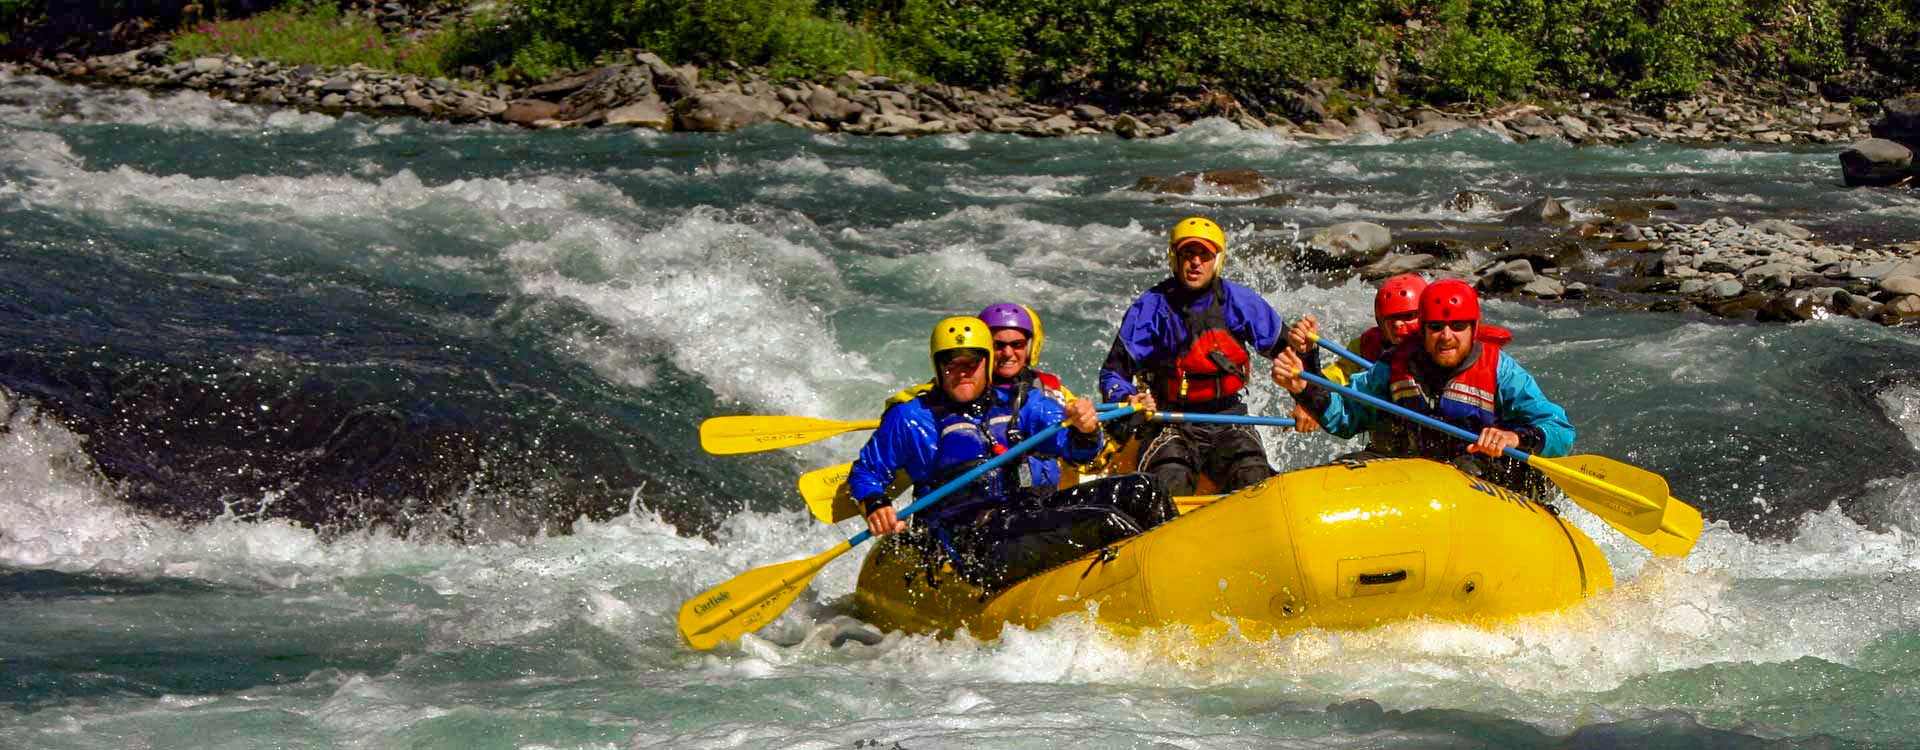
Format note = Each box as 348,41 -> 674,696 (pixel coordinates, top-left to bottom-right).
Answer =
1147,461 -> 1196,497
1220,454 -> 1274,492
1110,473 -> 1176,526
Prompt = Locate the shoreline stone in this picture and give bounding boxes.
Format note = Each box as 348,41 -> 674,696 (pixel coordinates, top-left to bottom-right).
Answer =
10,37 -> 1909,163
10,30 -> 1916,328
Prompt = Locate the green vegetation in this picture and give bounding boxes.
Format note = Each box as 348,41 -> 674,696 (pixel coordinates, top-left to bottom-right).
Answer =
454,0 -> 1916,103
167,2 -> 459,77
3,0 -> 1915,108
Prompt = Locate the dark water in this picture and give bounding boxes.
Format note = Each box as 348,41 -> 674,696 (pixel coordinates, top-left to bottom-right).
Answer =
3,70 -> 1920,748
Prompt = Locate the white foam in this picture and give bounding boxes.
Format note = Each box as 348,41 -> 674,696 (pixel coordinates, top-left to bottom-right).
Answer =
1158,117 -> 1303,151
0,389 -> 460,584
762,154 -> 905,191
941,173 -> 1087,199
4,129 -> 892,417
1879,383 -> 1920,451
0,69 -> 336,131
503,207 -> 885,415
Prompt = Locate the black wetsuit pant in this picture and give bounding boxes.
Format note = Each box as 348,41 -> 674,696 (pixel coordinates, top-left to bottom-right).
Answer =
942,474 -> 1175,590
1135,405 -> 1275,496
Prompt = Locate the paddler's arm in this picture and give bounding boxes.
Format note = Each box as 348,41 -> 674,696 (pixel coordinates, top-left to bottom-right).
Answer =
1492,355 -> 1575,458
1280,314 -> 1326,433
1097,295 -> 1163,404
1273,348 -> 1380,440
851,404 -> 933,535
1059,397 -> 1103,462
1221,279 -> 1289,360
1023,390 -> 1103,463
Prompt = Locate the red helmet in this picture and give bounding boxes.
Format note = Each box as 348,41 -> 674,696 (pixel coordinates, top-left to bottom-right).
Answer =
1420,279 -> 1480,324
1374,274 -> 1427,319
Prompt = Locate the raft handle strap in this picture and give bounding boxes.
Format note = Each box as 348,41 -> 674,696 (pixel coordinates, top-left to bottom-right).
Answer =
1357,570 -> 1408,585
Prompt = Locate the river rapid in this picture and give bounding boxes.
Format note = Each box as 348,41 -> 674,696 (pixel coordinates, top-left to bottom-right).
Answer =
4,70 -> 1920,749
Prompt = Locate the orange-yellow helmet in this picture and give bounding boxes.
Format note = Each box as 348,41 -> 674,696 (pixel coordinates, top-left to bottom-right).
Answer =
1167,216 -> 1226,275
928,316 -> 994,378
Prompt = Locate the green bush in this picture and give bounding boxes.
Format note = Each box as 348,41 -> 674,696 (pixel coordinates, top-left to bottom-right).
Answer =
1425,26 -> 1538,102
885,0 -> 1024,86
121,0 -> 1918,110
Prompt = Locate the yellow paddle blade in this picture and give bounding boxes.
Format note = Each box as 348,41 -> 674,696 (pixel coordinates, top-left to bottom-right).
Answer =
797,463 -> 858,523
699,416 -> 882,455
1603,495 -> 1704,557
1529,454 -> 1667,532
1530,454 -> 1702,557
797,464 -> 910,524
678,540 -> 854,650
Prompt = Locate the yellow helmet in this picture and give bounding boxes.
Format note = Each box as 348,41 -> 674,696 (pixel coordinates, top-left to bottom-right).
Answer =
1167,216 -> 1227,275
928,316 -> 994,378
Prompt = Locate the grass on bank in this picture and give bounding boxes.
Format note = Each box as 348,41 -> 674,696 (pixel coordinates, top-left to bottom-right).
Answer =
166,1 -> 463,78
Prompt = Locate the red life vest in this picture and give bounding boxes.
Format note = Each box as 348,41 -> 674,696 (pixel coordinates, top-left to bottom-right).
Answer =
1385,342 -> 1504,453
1477,324 -> 1513,347
1355,326 -> 1388,361
1154,285 -> 1250,405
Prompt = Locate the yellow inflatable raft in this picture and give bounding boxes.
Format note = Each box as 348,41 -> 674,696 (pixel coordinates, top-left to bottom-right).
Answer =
853,457 -> 1612,639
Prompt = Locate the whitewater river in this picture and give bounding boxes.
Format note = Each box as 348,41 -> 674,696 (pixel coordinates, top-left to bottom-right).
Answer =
4,69 -> 1920,748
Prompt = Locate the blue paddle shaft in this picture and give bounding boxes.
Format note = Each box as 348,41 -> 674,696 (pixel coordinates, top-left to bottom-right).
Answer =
1297,370 -> 1528,463
1316,337 -> 1376,370
846,405 -> 1135,545
1151,412 -> 1296,427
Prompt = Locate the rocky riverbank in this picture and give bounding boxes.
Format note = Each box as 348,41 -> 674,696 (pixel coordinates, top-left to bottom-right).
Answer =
1128,167 -> 1920,326
8,31 -> 1918,328
1314,213 -> 1920,326
10,41 -> 1903,149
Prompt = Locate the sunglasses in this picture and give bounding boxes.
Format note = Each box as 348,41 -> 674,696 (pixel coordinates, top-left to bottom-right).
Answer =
993,338 -> 1029,351
1423,321 -> 1474,333
936,351 -> 987,371
1175,247 -> 1218,263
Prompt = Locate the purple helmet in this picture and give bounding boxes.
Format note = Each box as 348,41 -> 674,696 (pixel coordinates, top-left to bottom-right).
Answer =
977,303 -> 1044,365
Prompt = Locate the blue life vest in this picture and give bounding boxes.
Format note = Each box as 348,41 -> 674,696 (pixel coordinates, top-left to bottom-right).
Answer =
917,392 -> 1035,529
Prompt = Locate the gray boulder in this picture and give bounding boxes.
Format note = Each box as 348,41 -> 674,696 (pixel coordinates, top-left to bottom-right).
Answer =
805,86 -> 863,125
1504,195 -> 1570,225
1112,114 -> 1151,139
554,65 -> 656,122
1750,219 -> 1812,240
1839,138 -> 1913,187
1880,275 -> 1920,296
503,99 -> 562,127
1478,258 -> 1537,290
1519,276 -> 1566,298
1869,94 -> 1920,149
673,92 -> 783,132
1306,222 -> 1394,265
634,52 -> 696,100
1408,117 -> 1468,139
1360,253 -> 1438,277
1879,294 -> 1920,324
1133,168 -> 1274,196
1740,263 -> 1797,290
605,99 -> 672,130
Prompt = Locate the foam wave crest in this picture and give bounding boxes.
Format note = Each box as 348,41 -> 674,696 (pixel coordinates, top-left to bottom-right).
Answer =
505,207 -> 883,416
0,69 -> 336,131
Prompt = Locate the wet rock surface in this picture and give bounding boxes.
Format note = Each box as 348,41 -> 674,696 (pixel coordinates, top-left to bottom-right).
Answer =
1223,204 -> 1919,327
